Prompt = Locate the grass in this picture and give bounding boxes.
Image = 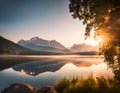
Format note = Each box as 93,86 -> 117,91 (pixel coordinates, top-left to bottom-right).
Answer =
55,75 -> 120,93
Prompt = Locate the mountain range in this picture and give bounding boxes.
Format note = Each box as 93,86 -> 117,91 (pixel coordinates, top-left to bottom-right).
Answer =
0,36 -> 98,55
0,36 -> 35,55
0,36 -> 64,55
17,37 -> 70,53
70,43 -> 98,52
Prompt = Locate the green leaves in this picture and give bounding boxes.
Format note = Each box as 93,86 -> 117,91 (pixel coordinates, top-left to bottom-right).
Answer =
69,0 -> 120,80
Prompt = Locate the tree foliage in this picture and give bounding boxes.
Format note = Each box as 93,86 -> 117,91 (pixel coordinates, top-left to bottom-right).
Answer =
69,0 -> 120,80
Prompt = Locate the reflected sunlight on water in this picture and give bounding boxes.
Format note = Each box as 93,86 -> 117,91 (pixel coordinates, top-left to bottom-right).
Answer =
0,55 -> 113,92
58,62 -> 114,78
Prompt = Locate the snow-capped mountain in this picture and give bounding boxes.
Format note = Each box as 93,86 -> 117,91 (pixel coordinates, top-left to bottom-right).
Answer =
17,37 -> 70,52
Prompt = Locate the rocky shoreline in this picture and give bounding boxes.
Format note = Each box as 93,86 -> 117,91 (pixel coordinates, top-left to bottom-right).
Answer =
2,83 -> 58,93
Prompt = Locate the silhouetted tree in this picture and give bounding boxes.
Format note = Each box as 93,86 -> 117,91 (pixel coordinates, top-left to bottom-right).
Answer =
69,0 -> 120,80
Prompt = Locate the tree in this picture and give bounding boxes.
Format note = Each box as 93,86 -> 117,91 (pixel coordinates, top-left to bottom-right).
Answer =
69,0 -> 120,80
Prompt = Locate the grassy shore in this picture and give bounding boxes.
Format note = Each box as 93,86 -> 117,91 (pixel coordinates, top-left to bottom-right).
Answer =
55,75 -> 120,93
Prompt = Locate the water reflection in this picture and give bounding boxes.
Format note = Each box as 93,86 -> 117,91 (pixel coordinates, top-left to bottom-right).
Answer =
0,56 -> 114,92
12,57 -> 103,76
13,61 -> 66,76
0,55 -> 103,71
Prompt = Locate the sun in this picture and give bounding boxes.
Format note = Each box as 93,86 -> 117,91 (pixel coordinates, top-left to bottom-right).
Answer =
90,39 -> 98,46
84,38 -> 98,46
84,36 -> 104,46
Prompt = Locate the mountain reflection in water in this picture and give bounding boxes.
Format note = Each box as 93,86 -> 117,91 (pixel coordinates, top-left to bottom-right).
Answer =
0,55 -> 114,92
13,61 -> 66,76
11,56 -> 103,76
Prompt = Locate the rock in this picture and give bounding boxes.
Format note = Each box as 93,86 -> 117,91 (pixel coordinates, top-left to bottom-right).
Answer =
2,83 -> 58,93
2,83 -> 35,93
36,85 -> 57,93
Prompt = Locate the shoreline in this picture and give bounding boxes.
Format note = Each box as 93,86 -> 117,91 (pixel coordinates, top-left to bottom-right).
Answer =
2,76 -> 120,93
0,54 -> 104,58
2,83 -> 57,93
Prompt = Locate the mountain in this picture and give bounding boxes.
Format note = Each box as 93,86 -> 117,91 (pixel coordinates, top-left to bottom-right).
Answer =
0,36 -> 35,54
70,43 -> 98,52
17,37 -> 70,53
0,36 -> 64,55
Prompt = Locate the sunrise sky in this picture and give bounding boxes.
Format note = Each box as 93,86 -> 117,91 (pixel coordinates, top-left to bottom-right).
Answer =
0,0 -> 97,47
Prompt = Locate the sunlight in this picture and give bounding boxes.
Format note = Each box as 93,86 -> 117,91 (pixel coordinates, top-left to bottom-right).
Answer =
97,36 -> 104,43
94,36 -> 104,46
20,69 -> 25,74
89,38 -> 98,46
82,27 -> 106,46
84,35 -> 104,46
85,38 -> 99,46
83,29 -> 100,46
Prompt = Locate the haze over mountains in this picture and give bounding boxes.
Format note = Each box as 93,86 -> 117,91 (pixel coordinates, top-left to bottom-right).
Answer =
17,37 -> 70,52
0,36 -> 64,55
0,36 -> 36,55
70,43 -> 98,52
0,36 -> 98,55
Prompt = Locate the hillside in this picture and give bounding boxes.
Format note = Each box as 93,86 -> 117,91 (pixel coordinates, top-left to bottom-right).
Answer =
0,36 -> 63,55
17,37 -> 70,53
70,43 -> 98,52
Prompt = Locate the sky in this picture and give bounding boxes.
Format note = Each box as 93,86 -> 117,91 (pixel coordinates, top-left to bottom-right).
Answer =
0,0 -> 97,47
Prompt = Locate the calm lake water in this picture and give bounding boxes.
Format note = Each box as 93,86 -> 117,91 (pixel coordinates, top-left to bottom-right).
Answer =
0,55 -> 114,92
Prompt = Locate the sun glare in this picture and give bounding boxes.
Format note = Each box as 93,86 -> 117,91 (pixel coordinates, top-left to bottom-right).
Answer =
90,39 -> 98,46
84,36 -> 104,46
85,38 -> 99,46
83,28 -> 104,46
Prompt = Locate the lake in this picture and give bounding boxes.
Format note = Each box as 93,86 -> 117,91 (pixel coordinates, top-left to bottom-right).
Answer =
0,55 -> 114,92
